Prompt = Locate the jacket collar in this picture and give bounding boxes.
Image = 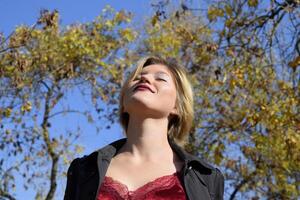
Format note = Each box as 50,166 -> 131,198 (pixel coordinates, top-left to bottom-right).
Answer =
97,137 -> 213,172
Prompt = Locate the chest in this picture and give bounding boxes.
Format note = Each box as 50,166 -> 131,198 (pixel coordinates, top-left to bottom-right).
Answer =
98,170 -> 186,200
104,159 -> 184,191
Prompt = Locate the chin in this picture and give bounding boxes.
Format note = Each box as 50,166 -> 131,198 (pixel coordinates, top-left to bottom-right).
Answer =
126,105 -> 170,119
124,97 -> 172,118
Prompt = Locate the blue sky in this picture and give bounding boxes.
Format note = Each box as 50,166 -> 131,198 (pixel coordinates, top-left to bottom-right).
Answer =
0,0 -> 153,36
0,0 -> 155,199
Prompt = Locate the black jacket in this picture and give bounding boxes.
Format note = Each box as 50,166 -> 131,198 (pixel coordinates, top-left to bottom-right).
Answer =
64,138 -> 224,200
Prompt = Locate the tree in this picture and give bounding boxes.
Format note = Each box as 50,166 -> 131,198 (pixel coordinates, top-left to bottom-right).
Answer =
0,7 -> 136,199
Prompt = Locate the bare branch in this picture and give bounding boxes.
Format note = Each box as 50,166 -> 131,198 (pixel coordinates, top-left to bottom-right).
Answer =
229,171 -> 257,200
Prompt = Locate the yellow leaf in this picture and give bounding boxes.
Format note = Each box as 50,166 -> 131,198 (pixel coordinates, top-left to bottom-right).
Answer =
75,145 -> 84,154
151,15 -> 159,26
26,101 -> 32,111
4,108 -> 12,117
115,11 -> 126,22
207,7 -> 224,21
228,132 -> 238,142
104,20 -> 114,28
5,66 -> 15,72
248,0 -> 258,7
225,5 -> 233,16
226,48 -> 235,57
21,101 -> 32,113
225,18 -> 234,27
63,156 -> 68,165
214,143 -> 225,165
119,28 -> 135,42
288,56 -> 300,70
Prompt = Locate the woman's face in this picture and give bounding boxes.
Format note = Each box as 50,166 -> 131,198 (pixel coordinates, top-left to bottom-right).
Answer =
123,64 -> 177,118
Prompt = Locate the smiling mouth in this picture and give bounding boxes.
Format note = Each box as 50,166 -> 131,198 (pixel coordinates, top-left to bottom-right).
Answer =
134,86 -> 154,93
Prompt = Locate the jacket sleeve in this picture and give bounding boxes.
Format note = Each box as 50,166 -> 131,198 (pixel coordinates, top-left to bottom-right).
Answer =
64,158 -> 80,200
214,168 -> 225,200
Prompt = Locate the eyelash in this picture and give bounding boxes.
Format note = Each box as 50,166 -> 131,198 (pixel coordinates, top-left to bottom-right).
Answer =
157,78 -> 167,82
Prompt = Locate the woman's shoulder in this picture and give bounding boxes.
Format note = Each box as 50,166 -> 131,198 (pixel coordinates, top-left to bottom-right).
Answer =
68,138 -> 127,170
184,150 -> 223,177
67,151 -> 98,177
169,139 -> 221,173
181,151 -> 224,197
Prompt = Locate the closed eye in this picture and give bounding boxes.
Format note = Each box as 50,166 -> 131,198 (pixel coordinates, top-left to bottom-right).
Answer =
157,78 -> 167,82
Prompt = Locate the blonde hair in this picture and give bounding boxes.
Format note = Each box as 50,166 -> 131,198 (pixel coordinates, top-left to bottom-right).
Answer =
119,56 -> 194,145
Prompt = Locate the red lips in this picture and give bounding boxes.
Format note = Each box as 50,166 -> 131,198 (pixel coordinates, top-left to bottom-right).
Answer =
134,84 -> 154,93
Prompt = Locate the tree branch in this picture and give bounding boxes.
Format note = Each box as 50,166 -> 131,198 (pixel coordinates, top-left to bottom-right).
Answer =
0,159 -> 26,200
47,109 -> 85,119
229,171 -> 257,200
41,86 -> 60,200
0,191 -> 16,200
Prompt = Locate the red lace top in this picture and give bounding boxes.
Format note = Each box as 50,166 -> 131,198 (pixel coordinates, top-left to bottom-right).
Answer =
97,171 -> 186,200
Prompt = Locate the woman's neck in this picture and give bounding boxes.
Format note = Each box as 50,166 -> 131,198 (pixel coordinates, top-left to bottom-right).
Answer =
118,115 -> 174,163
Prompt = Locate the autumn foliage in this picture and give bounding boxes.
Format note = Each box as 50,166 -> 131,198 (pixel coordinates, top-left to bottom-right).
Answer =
0,1 -> 299,199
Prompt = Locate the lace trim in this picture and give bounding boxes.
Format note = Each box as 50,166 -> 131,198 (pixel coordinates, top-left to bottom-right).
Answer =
98,171 -> 186,199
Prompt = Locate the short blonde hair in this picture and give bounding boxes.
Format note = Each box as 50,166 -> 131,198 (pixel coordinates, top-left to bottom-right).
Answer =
119,56 -> 194,145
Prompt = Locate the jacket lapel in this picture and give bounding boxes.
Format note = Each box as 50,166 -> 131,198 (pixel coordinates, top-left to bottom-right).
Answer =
168,138 -> 213,200
94,139 -> 127,198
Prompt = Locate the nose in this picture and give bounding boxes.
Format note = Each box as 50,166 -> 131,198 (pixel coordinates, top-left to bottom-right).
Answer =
140,74 -> 151,83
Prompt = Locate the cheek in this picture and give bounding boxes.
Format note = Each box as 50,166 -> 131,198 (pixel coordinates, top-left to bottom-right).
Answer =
160,86 -> 177,104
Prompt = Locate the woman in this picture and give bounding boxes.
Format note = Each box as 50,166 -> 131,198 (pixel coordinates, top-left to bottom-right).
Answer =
64,56 -> 224,200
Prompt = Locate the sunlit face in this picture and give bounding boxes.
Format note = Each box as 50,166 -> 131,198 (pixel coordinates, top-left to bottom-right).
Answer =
123,64 -> 177,118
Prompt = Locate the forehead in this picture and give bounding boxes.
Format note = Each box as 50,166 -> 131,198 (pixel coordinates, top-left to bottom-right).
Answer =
141,64 -> 173,76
